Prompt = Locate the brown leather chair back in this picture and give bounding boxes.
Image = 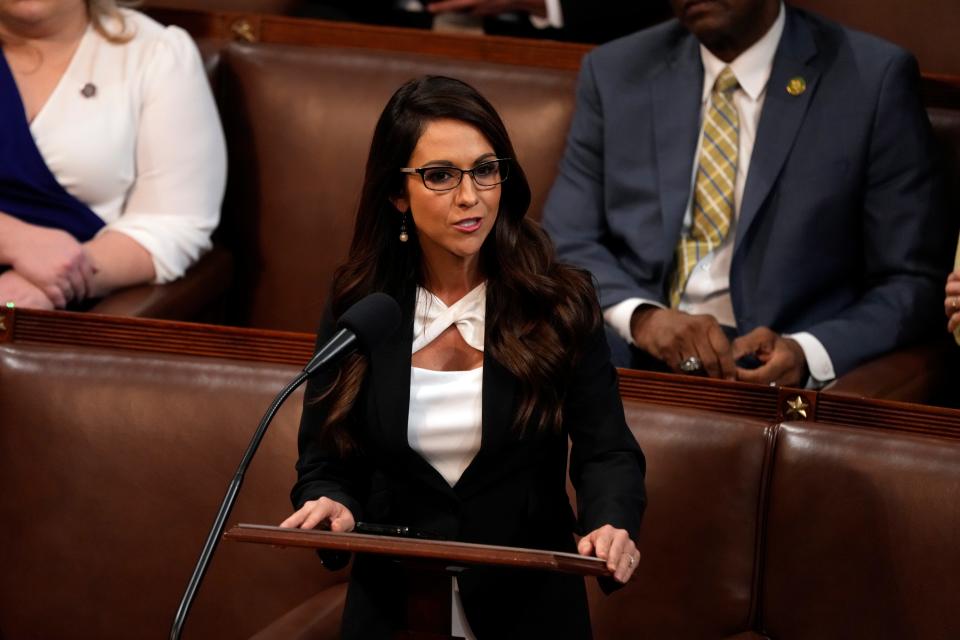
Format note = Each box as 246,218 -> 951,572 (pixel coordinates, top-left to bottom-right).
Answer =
7,327 -> 960,639
215,41 -> 577,331
586,401 -> 773,640
760,421 -> 960,638
0,343 -> 339,640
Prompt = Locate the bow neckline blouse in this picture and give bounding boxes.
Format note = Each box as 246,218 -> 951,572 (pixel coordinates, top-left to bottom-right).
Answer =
412,282 -> 486,354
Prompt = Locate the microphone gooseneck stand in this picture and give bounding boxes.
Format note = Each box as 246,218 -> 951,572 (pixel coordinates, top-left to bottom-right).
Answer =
169,367 -> 308,640
169,292 -> 400,640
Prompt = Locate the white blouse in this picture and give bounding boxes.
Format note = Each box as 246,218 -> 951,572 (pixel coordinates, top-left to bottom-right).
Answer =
407,284 -> 485,640
29,9 -> 227,283
407,283 -> 487,485
407,366 -> 483,487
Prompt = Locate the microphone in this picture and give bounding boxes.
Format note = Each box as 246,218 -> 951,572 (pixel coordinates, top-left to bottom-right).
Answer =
170,293 -> 401,640
304,292 -> 401,375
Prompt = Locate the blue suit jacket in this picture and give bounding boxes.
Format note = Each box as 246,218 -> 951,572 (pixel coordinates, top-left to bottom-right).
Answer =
543,7 -> 949,376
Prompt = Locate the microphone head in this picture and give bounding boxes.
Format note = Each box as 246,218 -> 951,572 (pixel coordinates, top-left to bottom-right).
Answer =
337,292 -> 402,353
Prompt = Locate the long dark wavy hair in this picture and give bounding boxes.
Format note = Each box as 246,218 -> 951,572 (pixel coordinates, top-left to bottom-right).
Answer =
318,75 -> 601,454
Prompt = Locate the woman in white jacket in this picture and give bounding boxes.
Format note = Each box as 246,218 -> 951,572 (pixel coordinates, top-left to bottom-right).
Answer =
0,0 -> 226,309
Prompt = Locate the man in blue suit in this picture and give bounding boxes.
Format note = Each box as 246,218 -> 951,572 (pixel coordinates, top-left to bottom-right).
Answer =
543,0 -> 948,386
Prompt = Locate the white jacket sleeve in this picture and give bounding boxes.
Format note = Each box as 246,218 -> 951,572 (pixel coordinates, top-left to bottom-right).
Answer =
104,24 -> 227,284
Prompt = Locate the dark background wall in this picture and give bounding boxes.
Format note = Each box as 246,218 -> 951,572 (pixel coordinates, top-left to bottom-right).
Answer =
144,0 -> 960,75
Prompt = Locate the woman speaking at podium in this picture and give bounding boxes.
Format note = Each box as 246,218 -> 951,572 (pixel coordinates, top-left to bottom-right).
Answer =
281,75 -> 646,639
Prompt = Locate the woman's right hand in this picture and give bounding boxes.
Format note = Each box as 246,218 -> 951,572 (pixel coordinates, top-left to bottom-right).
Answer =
279,497 -> 356,532
7,222 -> 95,307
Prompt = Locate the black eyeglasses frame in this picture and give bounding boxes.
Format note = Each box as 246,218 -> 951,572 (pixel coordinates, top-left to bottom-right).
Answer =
399,158 -> 512,191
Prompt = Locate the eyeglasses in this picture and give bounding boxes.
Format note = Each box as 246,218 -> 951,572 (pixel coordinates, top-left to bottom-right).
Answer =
400,158 -> 511,191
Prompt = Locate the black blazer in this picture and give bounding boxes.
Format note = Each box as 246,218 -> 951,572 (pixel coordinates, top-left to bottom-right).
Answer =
292,292 -> 646,638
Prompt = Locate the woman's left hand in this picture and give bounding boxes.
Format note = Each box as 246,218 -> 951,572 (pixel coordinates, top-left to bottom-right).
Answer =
0,270 -> 56,310
578,524 -> 640,584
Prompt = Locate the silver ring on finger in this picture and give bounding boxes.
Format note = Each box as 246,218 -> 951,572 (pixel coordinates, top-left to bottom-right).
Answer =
627,555 -> 635,567
679,355 -> 703,373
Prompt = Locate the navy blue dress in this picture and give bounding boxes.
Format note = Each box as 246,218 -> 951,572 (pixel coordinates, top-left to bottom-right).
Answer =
0,51 -> 105,242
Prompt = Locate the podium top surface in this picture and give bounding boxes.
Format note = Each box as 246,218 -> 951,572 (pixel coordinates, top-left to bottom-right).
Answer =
225,524 -> 611,577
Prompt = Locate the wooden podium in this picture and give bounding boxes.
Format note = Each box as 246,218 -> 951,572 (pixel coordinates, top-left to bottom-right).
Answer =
225,524 -> 611,639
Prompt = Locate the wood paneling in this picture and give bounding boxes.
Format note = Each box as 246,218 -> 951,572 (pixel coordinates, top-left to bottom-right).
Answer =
146,7 -> 959,99
146,3 -> 960,76
5,309 -> 960,438
146,7 -> 591,70
2,308 -> 314,366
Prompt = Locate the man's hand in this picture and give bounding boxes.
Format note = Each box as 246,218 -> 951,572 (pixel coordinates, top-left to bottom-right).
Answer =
630,306 -> 736,379
279,497 -> 356,532
426,0 -> 547,18
8,224 -> 95,307
732,327 -> 808,386
578,524 -> 640,584
945,270 -> 960,334
0,270 -> 56,310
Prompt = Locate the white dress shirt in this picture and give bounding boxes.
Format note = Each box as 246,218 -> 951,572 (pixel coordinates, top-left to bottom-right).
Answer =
30,9 -> 227,283
603,3 -> 835,384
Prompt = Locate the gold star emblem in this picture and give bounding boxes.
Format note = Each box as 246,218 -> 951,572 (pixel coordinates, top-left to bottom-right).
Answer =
786,77 -> 807,96
784,395 -> 809,420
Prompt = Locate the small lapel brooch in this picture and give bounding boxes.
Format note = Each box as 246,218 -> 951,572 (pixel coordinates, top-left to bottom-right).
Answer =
786,77 -> 806,96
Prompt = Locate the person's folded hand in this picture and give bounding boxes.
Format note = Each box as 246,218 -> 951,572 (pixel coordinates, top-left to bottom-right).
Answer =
9,224 -> 95,306
733,327 -> 807,387
0,270 -> 56,310
945,271 -> 960,333
630,306 -> 736,379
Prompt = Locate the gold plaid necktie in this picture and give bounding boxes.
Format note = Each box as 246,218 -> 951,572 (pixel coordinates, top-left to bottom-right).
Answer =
669,67 -> 740,307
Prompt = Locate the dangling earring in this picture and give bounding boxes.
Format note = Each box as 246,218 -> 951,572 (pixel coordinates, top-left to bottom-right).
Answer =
399,211 -> 410,243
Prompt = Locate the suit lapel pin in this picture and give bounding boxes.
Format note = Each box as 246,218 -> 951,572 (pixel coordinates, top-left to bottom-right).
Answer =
786,77 -> 807,96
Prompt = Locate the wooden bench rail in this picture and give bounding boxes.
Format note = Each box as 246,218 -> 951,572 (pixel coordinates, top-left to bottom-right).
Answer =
145,7 -> 592,70
0,307 -> 314,367
144,7 -> 960,96
3,308 -> 959,436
